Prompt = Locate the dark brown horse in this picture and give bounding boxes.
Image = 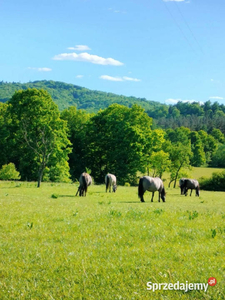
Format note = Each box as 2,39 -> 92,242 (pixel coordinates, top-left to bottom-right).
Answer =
179,178 -> 200,196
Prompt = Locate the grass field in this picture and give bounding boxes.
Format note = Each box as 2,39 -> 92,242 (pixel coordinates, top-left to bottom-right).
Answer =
0,177 -> 224,300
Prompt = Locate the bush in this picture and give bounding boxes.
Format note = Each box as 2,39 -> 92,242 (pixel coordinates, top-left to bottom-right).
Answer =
199,170 -> 225,191
0,163 -> 21,180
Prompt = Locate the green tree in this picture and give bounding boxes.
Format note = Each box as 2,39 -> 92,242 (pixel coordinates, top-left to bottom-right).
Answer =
61,106 -> 91,181
189,132 -> 206,167
145,129 -> 166,175
166,141 -> 192,188
198,130 -> 218,164
0,103 -> 11,167
210,144 -> 225,168
148,150 -> 171,178
85,104 -> 152,184
7,89 -> 71,187
210,128 -> 225,143
0,163 -> 21,180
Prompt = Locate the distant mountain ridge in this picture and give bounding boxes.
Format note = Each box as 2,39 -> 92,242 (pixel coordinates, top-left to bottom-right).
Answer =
0,80 -> 162,112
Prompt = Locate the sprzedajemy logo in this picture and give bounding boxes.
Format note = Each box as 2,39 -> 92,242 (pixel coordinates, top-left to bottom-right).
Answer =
147,278 -> 217,292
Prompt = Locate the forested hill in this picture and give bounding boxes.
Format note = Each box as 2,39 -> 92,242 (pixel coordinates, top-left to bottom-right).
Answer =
0,80 -> 162,113
1,80 -> 225,134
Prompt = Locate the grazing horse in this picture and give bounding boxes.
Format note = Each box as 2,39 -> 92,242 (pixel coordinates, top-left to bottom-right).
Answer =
138,176 -> 166,202
76,172 -> 92,196
105,173 -> 117,193
179,178 -> 200,196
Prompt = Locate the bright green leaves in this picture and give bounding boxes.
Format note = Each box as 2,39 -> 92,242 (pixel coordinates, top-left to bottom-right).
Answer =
7,89 -> 71,186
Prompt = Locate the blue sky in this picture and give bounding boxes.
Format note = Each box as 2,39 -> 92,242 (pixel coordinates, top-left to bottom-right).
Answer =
0,0 -> 224,105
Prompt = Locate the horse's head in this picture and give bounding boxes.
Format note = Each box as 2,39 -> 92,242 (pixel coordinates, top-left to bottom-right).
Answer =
180,180 -> 187,195
113,185 -> 117,192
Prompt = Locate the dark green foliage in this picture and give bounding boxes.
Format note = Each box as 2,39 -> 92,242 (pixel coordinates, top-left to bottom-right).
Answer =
60,107 -> 90,181
84,104 -> 152,184
155,101 -> 225,135
210,144 -> 225,168
199,170 -> 225,191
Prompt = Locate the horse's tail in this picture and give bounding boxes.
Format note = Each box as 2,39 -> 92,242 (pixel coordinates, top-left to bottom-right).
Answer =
138,178 -> 144,199
106,175 -> 110,192
82,175 -> 88,195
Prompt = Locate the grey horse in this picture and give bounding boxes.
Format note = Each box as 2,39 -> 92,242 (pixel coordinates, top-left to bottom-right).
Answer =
179,178 -> 200,196
76,172 -> 92,196
138,176 -> 166,202
105,173 -> 117,192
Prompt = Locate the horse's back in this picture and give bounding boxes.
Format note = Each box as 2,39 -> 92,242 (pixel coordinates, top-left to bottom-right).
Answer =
186,179 -> 199,188
143,176 -> 163,192
80,172 -> 92,186
105,173 -> 116,184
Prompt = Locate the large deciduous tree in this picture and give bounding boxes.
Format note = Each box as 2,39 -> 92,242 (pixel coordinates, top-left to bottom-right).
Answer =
85,104 -> 152,184
7,89 -> 71,187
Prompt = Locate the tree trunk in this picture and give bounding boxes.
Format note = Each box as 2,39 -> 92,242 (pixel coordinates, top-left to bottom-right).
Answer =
37,166 -> 44,188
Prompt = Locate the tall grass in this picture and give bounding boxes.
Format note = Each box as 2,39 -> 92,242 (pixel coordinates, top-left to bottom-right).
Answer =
0,181 -> 224,299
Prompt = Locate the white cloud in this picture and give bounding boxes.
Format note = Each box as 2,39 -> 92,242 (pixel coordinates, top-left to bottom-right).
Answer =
123,76 -> 141,82
100,75 -> 141,82
100,75 -> 123,82
53,52 -> 124,66
68,45 -> 91,51
76,75 -> 84,78
209,96 -> 223,100
28,67 -> 52,72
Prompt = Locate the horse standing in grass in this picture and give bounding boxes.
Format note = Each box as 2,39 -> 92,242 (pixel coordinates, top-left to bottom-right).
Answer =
76,172 -> 92,197
138,176 -> 166,202
179,178 -> 200,196
105,173 -> 117,192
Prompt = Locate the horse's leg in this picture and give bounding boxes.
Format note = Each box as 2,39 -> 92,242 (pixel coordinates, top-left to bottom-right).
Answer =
151,192 -> 154,202
158,191 -> 160,202
190,189 -> 192,196
76,186 -> 80,196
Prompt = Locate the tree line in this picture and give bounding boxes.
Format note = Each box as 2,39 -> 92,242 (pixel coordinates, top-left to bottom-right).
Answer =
0,89 -> 224,187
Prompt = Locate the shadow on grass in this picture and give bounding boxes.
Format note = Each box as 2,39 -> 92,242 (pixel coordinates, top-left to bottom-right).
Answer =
118,201 -> 142,203
57,195 -> 76,198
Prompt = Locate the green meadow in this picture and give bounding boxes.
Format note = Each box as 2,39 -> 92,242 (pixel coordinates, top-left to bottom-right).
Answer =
0,176 -> 224,299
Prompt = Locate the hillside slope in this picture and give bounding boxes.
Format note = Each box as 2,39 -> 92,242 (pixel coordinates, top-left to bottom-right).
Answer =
0,80 -> 162,112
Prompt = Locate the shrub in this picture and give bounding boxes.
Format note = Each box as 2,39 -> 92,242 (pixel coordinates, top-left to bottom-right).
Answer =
0,163 -> 21,180
199,170 -> 225,191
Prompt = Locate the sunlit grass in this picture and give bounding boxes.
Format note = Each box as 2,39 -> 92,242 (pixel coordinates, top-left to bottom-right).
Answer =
0,181 -> 224,299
